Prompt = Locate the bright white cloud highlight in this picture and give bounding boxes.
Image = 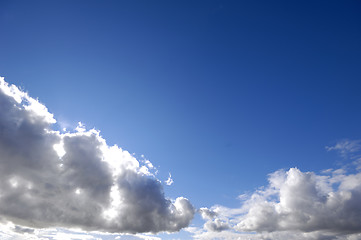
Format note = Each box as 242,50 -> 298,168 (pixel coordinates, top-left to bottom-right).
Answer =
0,77 -> 194,234
165,173 -> 174,186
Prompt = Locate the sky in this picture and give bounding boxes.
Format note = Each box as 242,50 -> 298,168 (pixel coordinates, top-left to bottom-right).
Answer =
0,1 -> 361,239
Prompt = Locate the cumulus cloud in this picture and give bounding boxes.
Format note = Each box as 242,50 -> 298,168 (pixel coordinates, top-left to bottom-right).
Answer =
199,208 -> 229,232
0,77 -> 194,234
195,158 -> 361,239
236,167 -> 361,233
204,219 -> 229,232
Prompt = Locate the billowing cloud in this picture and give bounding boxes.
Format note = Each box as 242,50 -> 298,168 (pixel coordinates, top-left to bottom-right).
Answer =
194,155 -> 361,239
204,219 -> 229,232
237,167 -> 361,233
199,208 -> 229,232
0,77 -> 194,234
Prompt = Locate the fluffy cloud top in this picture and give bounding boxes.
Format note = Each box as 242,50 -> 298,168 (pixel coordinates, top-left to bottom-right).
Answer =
237,167 -> 361,233
0,77 -> 194,234
195,155 -> 361,239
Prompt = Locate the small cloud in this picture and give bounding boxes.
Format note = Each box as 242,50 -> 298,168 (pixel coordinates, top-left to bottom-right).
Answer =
326,139 -> 361,158
199,208 -> 217,220
165,173 -> 174,186
199,208 -> 229,232
75,121 -> 86,133
144,159 -> 154,169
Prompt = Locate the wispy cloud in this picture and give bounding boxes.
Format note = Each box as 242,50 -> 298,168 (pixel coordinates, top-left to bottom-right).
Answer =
0,77 -> 194,235
326,139 -> 361,159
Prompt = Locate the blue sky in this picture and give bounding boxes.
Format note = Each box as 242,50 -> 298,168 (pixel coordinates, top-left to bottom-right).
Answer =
0,1 -> 361,239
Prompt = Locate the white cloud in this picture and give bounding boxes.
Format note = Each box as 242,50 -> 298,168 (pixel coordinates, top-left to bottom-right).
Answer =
43,232 -> 100,240
191,229 -> 361,240
0,77 -> 195,235
165,173 -> 174,186
239,167 -> 361,234
194,161 -> 361,239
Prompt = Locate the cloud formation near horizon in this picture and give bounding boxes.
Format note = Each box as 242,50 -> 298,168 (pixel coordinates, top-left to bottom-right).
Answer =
237,167 -> 361,233
0,77 -> 194,234
194,142 -> 361,239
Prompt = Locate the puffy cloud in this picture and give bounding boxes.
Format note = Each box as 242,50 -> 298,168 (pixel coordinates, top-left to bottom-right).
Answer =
204,219 -> 229,232
237,167 -> 361,233
195,160 -> 361,239
199,208 -> 229,232
0,77 -> 194,234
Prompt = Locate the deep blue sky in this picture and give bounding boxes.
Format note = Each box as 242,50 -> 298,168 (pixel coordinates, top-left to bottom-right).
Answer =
0,0 -> 361,212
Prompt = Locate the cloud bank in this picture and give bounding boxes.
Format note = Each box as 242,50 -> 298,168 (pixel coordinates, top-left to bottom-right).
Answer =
237,167 -> 361,233
0,77 -> 194,234
195,143 -> 361,239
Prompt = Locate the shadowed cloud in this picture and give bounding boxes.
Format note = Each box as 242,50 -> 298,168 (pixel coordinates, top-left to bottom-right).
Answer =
0,77 -> 195,234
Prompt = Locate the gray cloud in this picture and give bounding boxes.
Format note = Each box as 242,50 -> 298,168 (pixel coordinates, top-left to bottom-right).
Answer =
199,208 -> 217,220
0,77 -> 194,234
199,208 -> 229,232
13,225 -> 34,234
204,219 -> 229,232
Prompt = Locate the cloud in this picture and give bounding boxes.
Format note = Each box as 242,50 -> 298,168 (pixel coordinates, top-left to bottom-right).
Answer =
326,139 -> 361,159
194,159 -> 361,239
199,208 -> 217,220
190,229 -> 361,240
165,173 -> 174,186
115,234 -> 162,240
199,208 -> 229,232
204,219 -> 229,232
0,77 -> 194,234
0,223 -> 104,240
236,167 -> 361,233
